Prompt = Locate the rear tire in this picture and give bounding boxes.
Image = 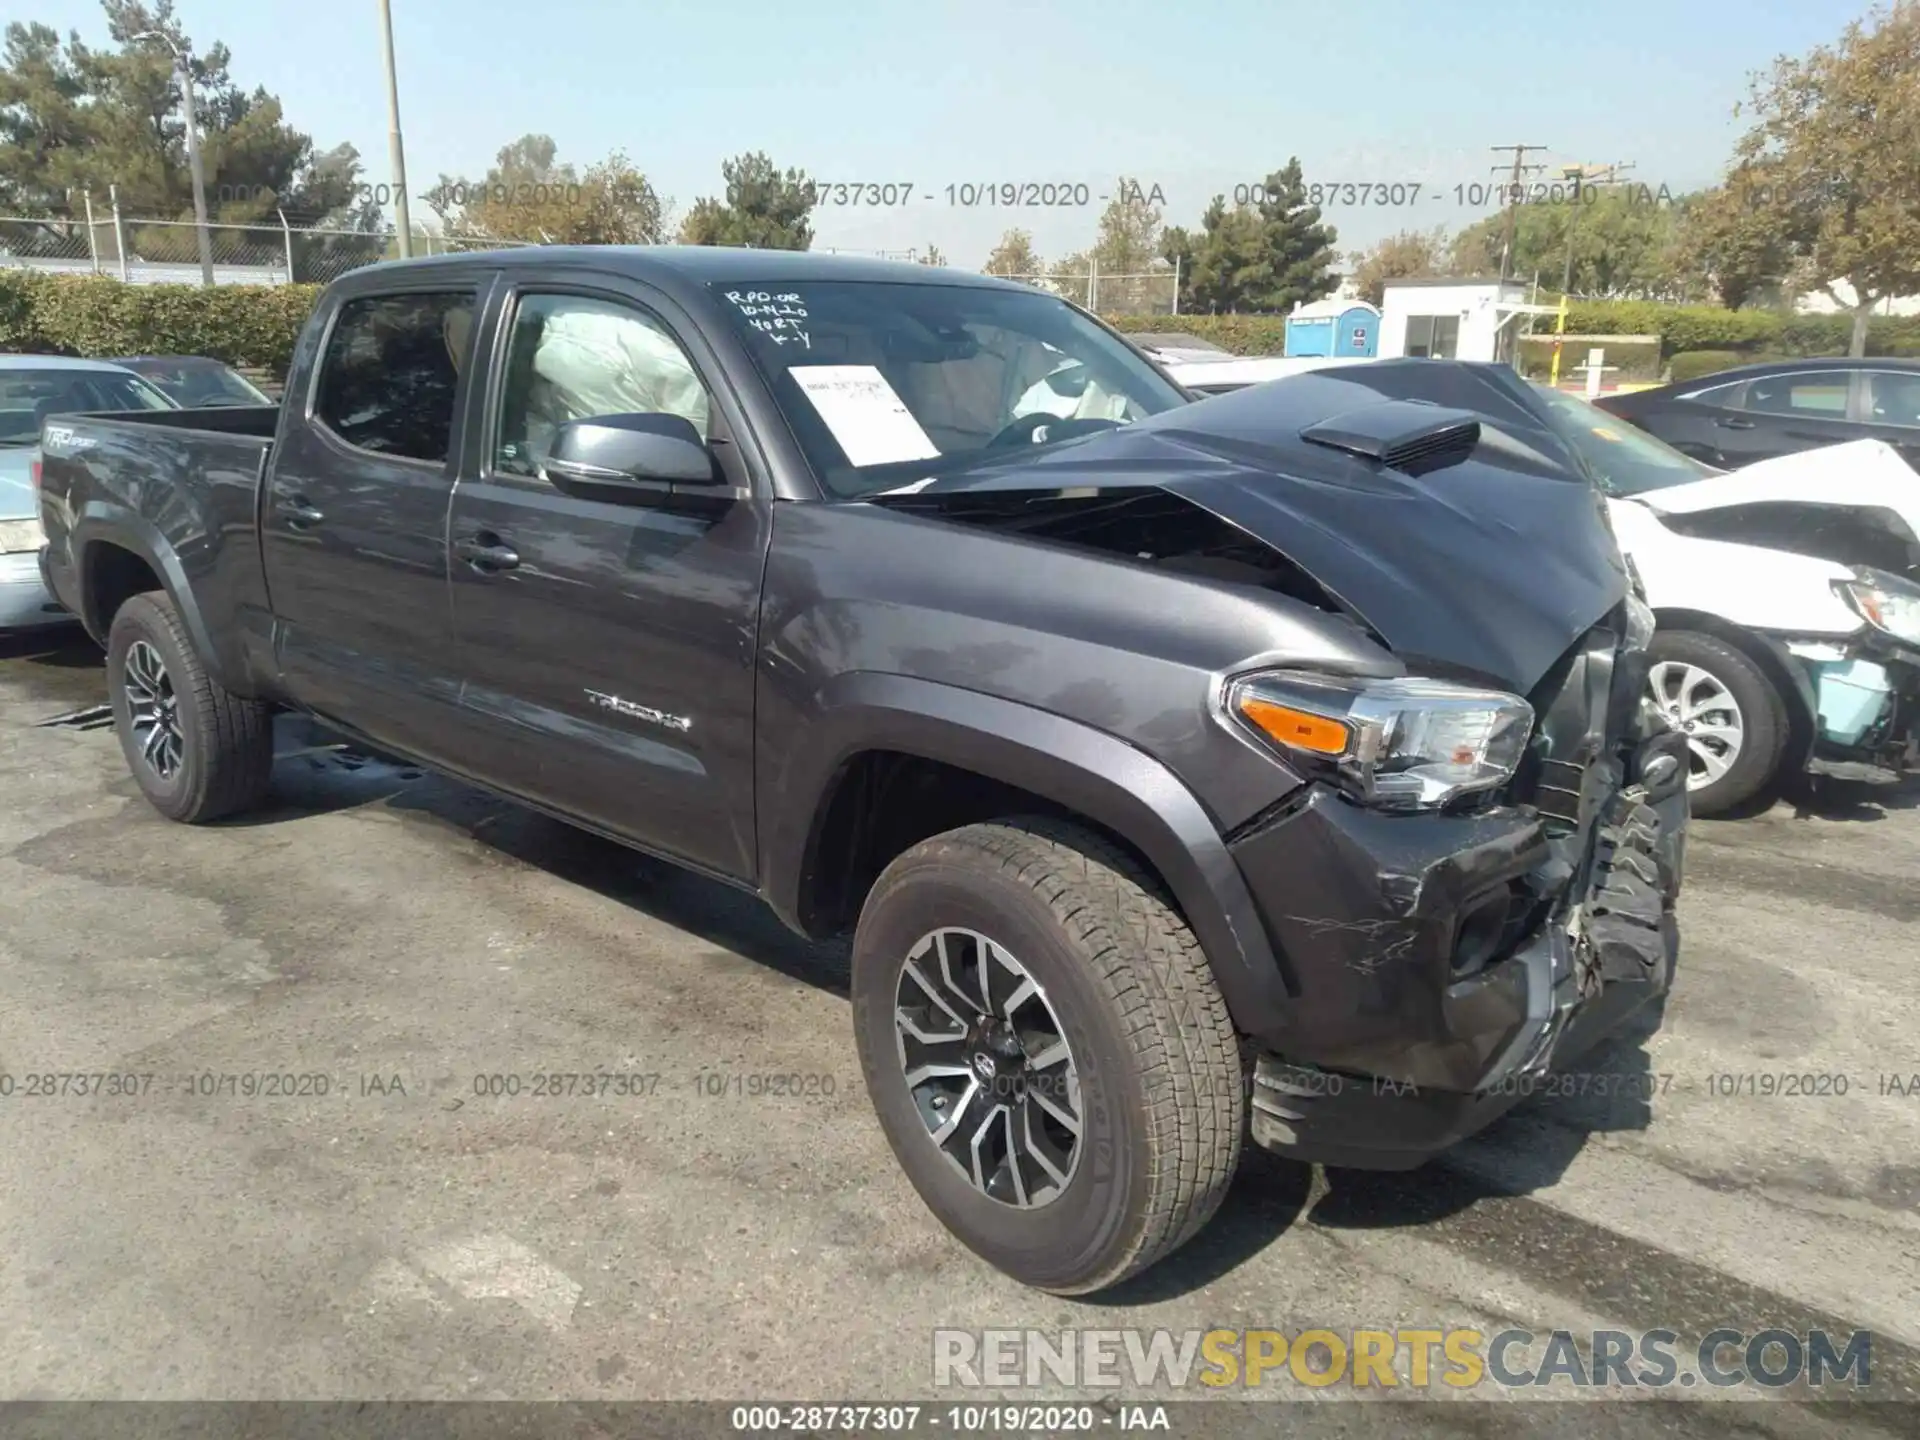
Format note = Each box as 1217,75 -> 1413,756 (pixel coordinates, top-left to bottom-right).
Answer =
106,591 -> 274,823
850,817 -> 1244,1295
1646,629 -> 1786,818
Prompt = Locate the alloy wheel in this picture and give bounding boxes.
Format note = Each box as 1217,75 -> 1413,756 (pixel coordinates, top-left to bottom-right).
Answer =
893,927 -> 1082,1209
123,639 -> 185,781
1647,660 -> 1744,789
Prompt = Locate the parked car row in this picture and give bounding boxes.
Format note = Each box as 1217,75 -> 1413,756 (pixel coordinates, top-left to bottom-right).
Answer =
28,249 -> 1688,1297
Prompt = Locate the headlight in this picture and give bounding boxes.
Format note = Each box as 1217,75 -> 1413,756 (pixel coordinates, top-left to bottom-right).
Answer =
1837,568 -> 1920,648
0,516 -> 45,555
1226,671 -> 1535,811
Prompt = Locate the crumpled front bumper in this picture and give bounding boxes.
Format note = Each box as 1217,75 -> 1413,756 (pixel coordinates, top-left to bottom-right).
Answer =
1787,635 -> 1920,781
1228,728 -> 1689,1171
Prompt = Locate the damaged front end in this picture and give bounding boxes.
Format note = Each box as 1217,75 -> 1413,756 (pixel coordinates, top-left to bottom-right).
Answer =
1232,612 -> 1688,1169
870,372 -> 1689,1170
1791,568 -> 1920,783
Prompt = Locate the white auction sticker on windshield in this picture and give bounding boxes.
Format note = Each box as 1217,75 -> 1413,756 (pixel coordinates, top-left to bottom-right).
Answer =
789,365 -> 941,468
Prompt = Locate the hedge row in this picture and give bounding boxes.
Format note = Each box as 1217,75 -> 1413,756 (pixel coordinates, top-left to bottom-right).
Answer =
0,270 -> 321,377
5,269 -> 1916,378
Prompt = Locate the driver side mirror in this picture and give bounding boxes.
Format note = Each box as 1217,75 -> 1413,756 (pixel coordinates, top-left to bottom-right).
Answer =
543,412 -> 728,506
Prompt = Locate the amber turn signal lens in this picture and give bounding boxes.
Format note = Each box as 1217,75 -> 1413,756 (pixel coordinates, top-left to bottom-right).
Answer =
1238,696 -> 1352,756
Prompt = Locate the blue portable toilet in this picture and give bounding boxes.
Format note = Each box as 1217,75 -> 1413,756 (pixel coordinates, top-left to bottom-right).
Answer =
1285,299 -> 1381,358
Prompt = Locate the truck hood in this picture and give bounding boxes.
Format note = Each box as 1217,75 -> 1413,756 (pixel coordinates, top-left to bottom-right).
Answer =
1631,438 -> 1920,577
874,372 -> 1628,694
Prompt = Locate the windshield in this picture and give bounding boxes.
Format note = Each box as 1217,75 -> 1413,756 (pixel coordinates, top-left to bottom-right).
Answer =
0,368 -> 177,446
1528,383 -> 1716,496
708,280 -> 1186,498
123,360 -> 272,408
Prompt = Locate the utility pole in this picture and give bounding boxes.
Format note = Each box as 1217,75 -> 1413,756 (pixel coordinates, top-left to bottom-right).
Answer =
1490,143 -> 1548,283
1547,161 -> 1635,388
1559,160 -> 1636,294
378,0 -> 414,258
132,31 -> 215,286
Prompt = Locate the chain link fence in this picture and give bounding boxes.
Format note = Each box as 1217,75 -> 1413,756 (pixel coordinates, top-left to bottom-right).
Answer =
0,209 -> 530,287
984,270 -> 1180,315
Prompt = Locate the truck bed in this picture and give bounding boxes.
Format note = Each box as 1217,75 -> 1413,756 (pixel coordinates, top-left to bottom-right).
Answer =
37,403 -> 285,689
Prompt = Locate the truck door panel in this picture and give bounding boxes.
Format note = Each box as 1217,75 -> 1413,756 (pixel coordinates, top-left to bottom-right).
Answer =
447,283 -> 767,880
261,284 -> 487,765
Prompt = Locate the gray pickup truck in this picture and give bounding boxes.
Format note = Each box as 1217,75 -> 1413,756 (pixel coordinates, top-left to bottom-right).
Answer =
34,248 -> 1688,1294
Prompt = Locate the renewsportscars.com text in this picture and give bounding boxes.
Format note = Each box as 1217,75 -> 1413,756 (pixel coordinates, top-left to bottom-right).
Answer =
931,1327 -> 1873,1392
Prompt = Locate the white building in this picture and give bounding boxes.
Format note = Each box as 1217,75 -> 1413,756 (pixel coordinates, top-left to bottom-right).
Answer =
1377,277 -> 1559,363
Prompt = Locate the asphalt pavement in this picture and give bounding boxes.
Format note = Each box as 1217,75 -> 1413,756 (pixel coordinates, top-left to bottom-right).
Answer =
1,626 -> 1916,1437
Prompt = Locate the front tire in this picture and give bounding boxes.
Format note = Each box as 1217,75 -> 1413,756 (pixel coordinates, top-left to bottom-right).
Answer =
850,818 -> 1244,1294
107,591 -> 274,823
1646,630 -> 1786,817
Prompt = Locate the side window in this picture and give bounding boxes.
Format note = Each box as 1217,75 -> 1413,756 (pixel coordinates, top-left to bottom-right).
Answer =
1683,380 -> 1747,407
1743,371 -> 1851,419
1865,371 -> 1920,428
313,291 -> 475,462
494,293 -> 713,478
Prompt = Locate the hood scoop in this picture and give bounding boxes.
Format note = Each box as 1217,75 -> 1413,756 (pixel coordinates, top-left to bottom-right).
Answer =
1299,400 -> 1481,475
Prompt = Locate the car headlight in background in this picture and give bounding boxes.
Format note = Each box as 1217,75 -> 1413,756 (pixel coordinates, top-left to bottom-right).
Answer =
1837,567 -> 1920,648
0,517 -> 46,555
1227,672 -> 1535,811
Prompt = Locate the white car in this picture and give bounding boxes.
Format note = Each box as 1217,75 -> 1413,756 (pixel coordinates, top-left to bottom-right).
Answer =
1181,356 -> 1920,815
1534,396 -> 1920,813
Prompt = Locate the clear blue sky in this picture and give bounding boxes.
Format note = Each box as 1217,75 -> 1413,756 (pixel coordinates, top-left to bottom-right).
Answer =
28,0 -> 1879,269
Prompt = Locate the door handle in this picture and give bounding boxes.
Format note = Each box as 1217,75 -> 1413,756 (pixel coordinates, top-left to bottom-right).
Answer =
456,534 -> 521,572
277,494 -> 325,527
1714,417 -> 1755,430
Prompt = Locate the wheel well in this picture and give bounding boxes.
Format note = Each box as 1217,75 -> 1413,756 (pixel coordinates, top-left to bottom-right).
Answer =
797,750 -> 1165,938
1652,607 -> 1817,763
82,542 -> 163,639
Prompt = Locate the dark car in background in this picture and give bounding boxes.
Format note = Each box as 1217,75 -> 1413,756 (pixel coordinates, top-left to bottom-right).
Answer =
1595,356 -> 1920,471
112,355 -> 278,409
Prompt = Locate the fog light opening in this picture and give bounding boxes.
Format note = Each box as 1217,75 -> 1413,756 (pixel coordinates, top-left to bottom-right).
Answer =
1451,891 -> 1511,977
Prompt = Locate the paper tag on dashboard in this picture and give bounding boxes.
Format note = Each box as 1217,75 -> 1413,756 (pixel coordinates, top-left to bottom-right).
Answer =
789,365 -> 941,468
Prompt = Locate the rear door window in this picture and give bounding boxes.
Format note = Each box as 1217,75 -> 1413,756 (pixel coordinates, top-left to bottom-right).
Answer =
313,291 -> 477,462
1741,371 -> 1851,419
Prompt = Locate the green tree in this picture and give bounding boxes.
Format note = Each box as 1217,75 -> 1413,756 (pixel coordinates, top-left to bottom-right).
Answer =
984,227 -> 1042,279
1171,161 -> 1340,313
1244,160 -> 1340,311
1715,2 -> 1920,353
1668,168 -> 1796,308
0,0 -> 374,262
678,151 -> 815,249
1449,186 -> 1696,301
426,134 -> 669,244
1089,176 -> 1171,313
1348,225 -> 1452,307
